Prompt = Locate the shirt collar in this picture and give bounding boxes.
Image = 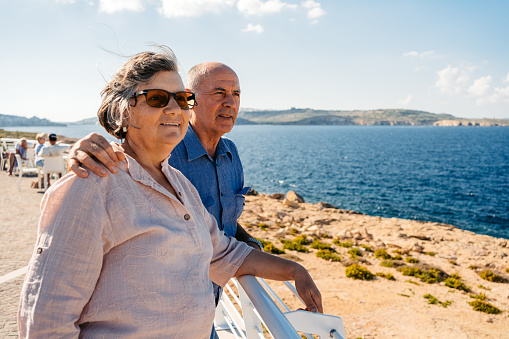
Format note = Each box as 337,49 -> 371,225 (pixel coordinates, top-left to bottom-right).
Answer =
182,125 -> 232,162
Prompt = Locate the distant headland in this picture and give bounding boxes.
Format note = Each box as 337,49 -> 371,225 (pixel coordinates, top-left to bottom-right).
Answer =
1,109 -> 508,127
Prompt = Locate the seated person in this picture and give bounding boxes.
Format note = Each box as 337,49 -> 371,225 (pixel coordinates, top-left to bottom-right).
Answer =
38,133 -> 70,185
7,138 -> 27,175
34,133 -> 46,167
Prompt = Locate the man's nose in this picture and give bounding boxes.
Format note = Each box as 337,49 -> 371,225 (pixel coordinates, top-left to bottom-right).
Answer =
223,92 -> 237,107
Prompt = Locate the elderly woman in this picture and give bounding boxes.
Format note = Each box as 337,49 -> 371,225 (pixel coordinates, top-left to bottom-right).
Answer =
18,47 -> 321,338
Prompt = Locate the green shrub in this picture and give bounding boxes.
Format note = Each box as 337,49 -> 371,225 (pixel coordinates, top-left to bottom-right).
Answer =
263,242 -> 285,254
374,249 -> 392,260
470,293 -> 486,301
505,268 -> 509,273
345,264 -> 374,280
257,223 -> 268,229
293,235 -> 310,245
468,265 -> 478,270
376,272 -> 395,280
290,228 -> 299,235
424,293 -> 438,304
348,248 -> 363,259
257,238 -> 271,247
392,254 -> 402,260
316,249 -> 341,262
444,277 -> 470,292
399,266 -> 447,284
360,244 -> 373,252
406,257 -> 419,264
468,300 -> 501,314
280,235 -> 311,253
479,270 -> 507,283
333,239 -> 353,248
425,252 -> 436,257
424,294 -> 452,308
381,260 -> 395,268
310,239 -> 333,251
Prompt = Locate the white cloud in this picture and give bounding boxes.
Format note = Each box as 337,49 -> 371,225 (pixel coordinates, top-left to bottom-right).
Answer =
237,0 -> 297,16
159,0 -> 236,17
476,85 -> 509,105
403,50 -> 435,58
397,94 -> 413,106
99,0 -> 144,13
301,0 -> 326,20
56,0 -> 75,3
435,65 -> 471,95
242,23 -> 264,33
504,72 -> 509,83
468,76 -> 492,97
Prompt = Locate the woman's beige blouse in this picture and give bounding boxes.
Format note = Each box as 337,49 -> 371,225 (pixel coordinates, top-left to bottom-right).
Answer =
18,154 -> 252,338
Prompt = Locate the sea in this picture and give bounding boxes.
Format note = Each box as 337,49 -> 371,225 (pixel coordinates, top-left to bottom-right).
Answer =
3,124 -> 508,240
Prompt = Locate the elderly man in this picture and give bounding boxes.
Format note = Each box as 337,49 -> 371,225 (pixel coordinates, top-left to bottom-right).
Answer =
7,137 -> 28,175
68,62 -> 262,337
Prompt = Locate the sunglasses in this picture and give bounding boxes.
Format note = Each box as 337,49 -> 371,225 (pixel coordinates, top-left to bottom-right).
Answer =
132,89 -> 197,110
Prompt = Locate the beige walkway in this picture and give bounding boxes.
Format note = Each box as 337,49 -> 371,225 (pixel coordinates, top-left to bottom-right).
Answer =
0,172 -> 43,338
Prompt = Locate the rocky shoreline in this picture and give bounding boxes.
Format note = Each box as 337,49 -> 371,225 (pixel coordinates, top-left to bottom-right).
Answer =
240,190 -> 509,338
1,170 -> 508,338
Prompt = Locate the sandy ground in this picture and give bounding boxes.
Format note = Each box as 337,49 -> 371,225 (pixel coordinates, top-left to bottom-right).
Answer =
1,172 -> 508,338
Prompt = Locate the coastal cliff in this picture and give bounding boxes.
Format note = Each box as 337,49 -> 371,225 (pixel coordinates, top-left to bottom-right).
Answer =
237,108 -> 509,126
241,191 -> 509,338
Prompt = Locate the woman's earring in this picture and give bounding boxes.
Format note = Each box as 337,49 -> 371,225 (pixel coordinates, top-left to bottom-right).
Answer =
123,126 -> 127,133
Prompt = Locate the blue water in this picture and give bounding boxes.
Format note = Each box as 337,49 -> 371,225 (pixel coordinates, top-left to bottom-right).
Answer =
3,124 -> 508,239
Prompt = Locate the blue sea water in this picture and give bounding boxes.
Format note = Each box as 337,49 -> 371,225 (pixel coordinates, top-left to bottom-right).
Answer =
3,124 -> 508,239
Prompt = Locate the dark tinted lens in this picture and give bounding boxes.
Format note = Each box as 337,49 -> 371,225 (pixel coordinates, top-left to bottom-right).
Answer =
146,90 -> 170,108
174,92 -> 191,110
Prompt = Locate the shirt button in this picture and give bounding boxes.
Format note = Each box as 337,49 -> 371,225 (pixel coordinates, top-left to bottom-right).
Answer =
184,214 -> 190,220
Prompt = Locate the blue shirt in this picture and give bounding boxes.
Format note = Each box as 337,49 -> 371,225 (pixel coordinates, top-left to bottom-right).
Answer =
169,126 -> 249,237
168,126 -> 249,338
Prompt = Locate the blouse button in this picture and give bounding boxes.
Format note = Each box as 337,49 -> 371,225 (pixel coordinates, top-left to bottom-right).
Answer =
184,214 -> 191,221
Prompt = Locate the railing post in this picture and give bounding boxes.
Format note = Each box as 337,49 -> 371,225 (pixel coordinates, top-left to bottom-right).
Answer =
236,275 -> 301,339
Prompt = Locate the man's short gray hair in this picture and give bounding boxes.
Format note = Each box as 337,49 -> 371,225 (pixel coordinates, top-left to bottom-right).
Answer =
97,45 -> 180,139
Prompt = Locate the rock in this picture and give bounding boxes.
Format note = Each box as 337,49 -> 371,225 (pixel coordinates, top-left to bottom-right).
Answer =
410,235 -> 431,241
411,243 -> 424,253
360,228 -> 373,240
283,199 -> 300,208
375,240 -> 386,248
270,193 -> 285,200
286,191 -> 305,203
275,229 -> 286,237
317,201 -> 338,209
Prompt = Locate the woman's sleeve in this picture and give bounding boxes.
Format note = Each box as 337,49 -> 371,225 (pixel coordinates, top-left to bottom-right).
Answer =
18,174 -> 110,338
204,208 -> 253,287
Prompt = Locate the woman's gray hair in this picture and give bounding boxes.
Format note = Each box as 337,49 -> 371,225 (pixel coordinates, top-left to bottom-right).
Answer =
97,45 -> 179,139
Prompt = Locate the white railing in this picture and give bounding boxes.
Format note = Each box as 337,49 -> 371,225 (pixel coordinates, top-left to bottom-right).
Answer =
215,276 -> 346,339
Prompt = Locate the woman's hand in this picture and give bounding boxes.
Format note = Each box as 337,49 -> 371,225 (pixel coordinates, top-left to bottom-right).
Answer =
67,133 -> 125,178
235,250 -> 323,313
293,265 -> 323,313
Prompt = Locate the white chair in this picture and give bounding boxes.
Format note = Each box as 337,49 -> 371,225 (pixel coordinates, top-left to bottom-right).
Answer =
1,138 -> 18,171
15,154 -> 40,191
41,156 -> 66,190
26,148 -> 36,168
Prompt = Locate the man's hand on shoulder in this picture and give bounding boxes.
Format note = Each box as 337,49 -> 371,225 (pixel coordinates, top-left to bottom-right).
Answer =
67,133 -> 125,178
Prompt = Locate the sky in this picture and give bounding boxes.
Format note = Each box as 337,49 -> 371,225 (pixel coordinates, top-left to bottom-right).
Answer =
1,0 -> 509,123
